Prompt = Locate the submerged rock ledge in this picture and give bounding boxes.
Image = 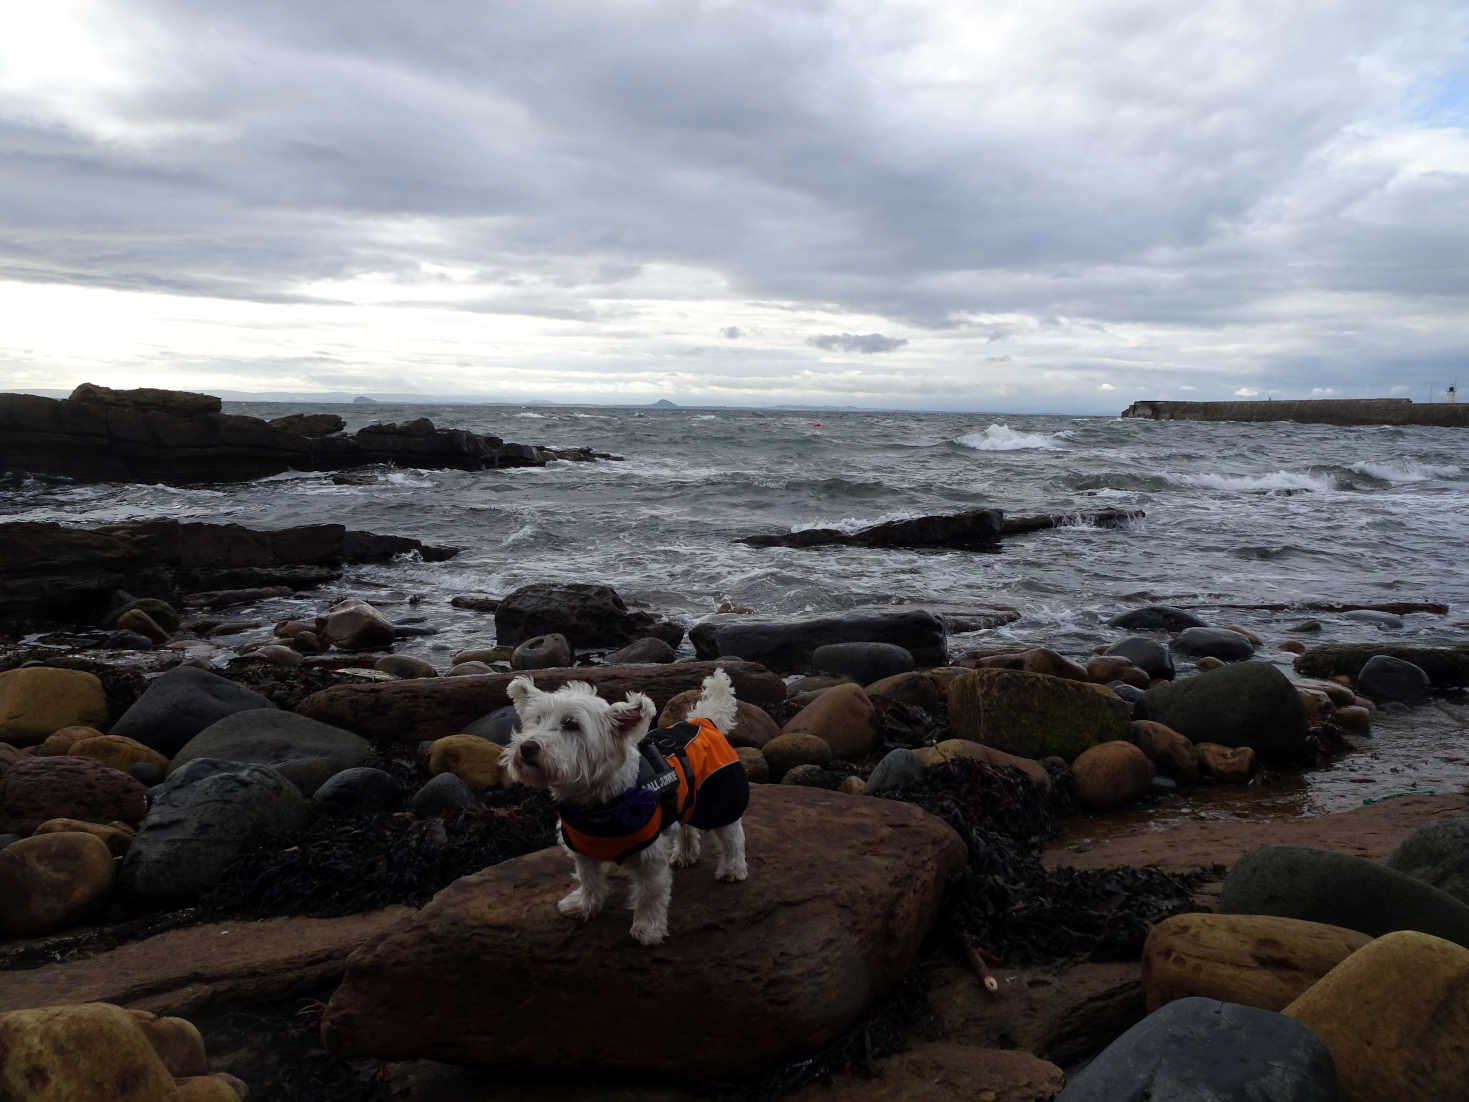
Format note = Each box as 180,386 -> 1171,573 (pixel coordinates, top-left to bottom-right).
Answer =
738,506 -> 1141,551
0,382 -> 620,484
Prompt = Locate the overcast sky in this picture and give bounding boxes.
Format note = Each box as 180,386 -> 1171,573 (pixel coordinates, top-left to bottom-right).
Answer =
2,1 -> 1466,413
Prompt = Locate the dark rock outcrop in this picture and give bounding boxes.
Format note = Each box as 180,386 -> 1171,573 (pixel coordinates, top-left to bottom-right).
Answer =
738,507 -> 1139,550
267,412 -> 345,436
0,383 -> 612,484
0,519 -> 457,623
690,609 -> 947,671
494,583 -> 684,650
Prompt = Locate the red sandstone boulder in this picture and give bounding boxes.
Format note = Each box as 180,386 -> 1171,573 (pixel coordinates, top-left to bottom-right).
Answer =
0,756 -> 147,835
321,785 -> 966,1079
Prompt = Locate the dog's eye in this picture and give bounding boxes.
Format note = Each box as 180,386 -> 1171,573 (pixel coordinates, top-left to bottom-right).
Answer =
560,717 -> 579,731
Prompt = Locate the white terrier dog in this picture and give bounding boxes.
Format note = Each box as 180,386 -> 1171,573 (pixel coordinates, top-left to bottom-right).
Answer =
502,668 -> 750,945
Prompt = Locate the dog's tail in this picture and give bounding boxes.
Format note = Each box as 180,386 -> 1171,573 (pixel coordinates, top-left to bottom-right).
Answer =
688,666 -> 738,733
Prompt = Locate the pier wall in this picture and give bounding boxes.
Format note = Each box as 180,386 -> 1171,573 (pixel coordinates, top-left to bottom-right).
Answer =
1119,398 -> 1469,427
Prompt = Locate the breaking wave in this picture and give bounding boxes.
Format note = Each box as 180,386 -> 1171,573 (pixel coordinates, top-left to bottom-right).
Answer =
1348,460 -> 1460,482
957,424 -> 1065,451
1168,469 -> 1336,494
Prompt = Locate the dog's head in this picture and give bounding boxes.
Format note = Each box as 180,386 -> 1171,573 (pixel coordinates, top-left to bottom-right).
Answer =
500,677 -> 656,801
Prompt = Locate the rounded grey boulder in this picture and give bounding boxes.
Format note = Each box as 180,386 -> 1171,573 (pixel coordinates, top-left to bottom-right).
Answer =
1387,815 -> 1469,906
1219,844 -> 1469,946
411,772 -> 477,817
1138,661 -> 1309,763
109,666 -> 276,757
1107,606 -> 1207,632
313,767 -> 404,816
169,708 -> 373,796
604,637 -> 677,665
462,705 -> 520,746
511,633 -> 572,671
1171,627 -> 1255,662
811,641 -> 915,685
862,747 -> 926,795
1057,997 -> 1340,1102
1105,636 -> 1174,680
119,760 -> 309,905
1356,654 -> 1430,704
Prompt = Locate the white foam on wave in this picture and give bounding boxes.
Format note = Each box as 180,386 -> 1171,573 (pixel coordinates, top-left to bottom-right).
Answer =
385,471 -> 435,488
500,523 -> 539,546
514,411 -> 545,418
791,510 -> 925,534
957,424 -> 1065,451
1349,460 -> 1461,482
695,414 -> 719,421
1170,469 -> 1335,493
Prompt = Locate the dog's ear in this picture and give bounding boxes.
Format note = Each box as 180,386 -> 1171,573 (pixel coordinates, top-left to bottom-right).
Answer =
507,675 -> 538,716
608,692 -> 655,740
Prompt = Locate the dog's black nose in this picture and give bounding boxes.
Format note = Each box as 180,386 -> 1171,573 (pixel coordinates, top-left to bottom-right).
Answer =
519,740 -> 541,765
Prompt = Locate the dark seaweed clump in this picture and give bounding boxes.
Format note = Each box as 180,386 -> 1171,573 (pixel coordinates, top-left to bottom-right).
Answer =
885,756 -> 1210,963
201,787 -> 558,919
190,997 -> 393,1102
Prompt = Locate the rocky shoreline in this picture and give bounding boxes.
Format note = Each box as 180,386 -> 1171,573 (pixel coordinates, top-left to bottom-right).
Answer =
3,566 -> 1468,1100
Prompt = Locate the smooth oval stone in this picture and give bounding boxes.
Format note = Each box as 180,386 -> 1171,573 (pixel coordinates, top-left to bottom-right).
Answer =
1057,996 -> 1341,1102
313,767 -> 404,815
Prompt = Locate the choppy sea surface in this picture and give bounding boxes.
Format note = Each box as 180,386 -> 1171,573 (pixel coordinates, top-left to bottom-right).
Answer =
6,403 -> 1469,666
7,402 -> 1469,816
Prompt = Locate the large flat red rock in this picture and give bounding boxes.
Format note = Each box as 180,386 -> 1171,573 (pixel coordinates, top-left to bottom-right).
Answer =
1047,793 -> 1469,872
0,908 -> 411,1016
321,785 -> 966,1079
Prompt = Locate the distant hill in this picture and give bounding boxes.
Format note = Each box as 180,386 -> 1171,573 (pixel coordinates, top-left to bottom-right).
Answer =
650,399 -> 678,408
352,396 -> 379,404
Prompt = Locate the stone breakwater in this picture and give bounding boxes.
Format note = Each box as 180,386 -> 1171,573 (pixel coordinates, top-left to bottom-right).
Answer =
4,581 -> 1469,1099
1120,397 -> 1469,427
0,382 -> 620,483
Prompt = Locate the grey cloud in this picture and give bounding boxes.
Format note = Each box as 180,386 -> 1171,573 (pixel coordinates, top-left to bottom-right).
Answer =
1,1 -> 1467,406
806,333 -> 909,354
720,326 -> 742,339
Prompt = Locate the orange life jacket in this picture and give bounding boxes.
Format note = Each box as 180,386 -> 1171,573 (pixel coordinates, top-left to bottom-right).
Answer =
557,717 -> 749,863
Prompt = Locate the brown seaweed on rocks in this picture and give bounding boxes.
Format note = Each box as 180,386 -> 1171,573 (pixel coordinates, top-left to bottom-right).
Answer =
883,757 -> 1210,964
201,789 -> 559,919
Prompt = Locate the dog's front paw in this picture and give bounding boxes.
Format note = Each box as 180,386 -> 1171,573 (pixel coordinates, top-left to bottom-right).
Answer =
629,916 -> 668,945
715,859 -> 748,883
557,889 -> 601,920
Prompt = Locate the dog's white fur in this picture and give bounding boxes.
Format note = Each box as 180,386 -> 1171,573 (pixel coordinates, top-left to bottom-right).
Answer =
501,668 -> 747,945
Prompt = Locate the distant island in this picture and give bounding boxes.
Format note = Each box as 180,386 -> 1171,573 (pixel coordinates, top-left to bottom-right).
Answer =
1121,398 -> 1469,428
352,395 -> 379,404
650,398 -> 679,408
